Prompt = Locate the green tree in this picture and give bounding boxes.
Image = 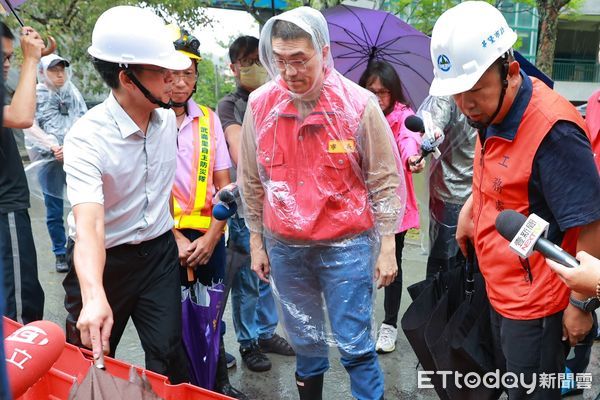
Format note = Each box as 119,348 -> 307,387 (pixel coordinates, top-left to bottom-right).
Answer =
193,58 -> 236,110
534,0 -> 583,75
6,0 -> 213,98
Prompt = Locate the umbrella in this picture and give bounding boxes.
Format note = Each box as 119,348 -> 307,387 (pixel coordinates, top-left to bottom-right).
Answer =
401,266 -> 461,400
68,362 -> 162,400
401,244 -> 501,399
0,0 -> 57,53
514,51 -> 554,89
0,0 -> 26,26
181,280 -> 226,390
323,5 -> 433,110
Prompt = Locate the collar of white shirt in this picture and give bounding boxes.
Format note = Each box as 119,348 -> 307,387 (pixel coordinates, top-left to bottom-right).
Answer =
106,92 -> 165,139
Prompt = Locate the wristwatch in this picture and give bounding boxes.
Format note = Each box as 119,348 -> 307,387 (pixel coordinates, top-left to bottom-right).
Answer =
569,296 -> 600,312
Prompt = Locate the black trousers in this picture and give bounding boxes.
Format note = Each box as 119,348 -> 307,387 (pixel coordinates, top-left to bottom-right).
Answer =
0,209 -> 44,324
63,230 -> 189,384
382,231 -> 406,328
426,198 -> 466,280
490,308 -> 569,399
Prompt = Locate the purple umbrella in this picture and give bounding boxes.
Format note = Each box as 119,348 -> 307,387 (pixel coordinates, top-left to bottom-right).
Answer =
181,281 -> 225,390
0,0 -> 27,26
323,5 -> 433,110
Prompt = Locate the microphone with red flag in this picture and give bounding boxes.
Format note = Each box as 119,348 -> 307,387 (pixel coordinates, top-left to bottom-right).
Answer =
495,209 -> 579,269
4,319 -> 65,398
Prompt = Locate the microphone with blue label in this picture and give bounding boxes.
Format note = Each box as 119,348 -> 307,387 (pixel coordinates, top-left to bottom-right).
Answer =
212,183 -> 239,221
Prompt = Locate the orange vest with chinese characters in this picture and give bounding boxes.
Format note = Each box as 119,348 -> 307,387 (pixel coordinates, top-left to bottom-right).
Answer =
172,105 -> 216,231
473,78 -> 589,319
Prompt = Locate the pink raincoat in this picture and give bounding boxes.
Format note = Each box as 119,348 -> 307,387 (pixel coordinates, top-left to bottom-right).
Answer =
386,102 -> 421,232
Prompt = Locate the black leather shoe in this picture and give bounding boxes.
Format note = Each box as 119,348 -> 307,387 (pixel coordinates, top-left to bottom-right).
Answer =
258,333 -> 295,356
215,337 -> 249,399
55,254 -> 69,273
216,383 -> 250,400
240,343 -> 271,372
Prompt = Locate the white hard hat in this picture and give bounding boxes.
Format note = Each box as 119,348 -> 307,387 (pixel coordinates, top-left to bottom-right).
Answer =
429,1 -> 517,96
88,6 -> 190,70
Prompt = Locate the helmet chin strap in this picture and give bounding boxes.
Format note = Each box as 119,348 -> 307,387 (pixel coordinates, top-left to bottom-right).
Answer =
124,69 -> 174,109
467,54 -> 511,131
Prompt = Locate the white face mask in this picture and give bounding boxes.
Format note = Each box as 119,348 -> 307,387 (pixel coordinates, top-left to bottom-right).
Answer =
239,63 -> 269,90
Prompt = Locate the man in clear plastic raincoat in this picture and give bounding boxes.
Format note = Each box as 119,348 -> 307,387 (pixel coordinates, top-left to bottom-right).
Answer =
238,7 -> 405,400
417,95 -> 476,279
33,54 -> 87,272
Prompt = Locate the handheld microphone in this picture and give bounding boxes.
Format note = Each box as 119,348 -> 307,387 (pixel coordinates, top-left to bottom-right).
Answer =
404,114 -> 443,165
4,320 -> 66,398
404,115 -> 424,133
212,184 -> 239,221
495,209 -> 579,269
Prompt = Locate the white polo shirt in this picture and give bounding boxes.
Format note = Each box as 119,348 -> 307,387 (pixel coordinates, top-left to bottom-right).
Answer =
64,92 -> 177,249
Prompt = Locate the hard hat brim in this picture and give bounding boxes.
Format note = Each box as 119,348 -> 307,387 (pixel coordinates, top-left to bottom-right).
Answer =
429,72 -> 482,97
88,46 -> 192,70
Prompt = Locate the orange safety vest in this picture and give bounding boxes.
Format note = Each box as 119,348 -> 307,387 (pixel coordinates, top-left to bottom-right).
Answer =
473,77 -> 589,320
172,105 -> 216,231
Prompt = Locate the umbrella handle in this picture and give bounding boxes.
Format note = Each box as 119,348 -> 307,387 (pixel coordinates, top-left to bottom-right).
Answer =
94,350 -> 106,370
7,3 -> 57,56
41,35 -> 57,57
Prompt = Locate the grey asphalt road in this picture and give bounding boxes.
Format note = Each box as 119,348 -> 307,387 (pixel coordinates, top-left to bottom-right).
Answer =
27,191 -> 599,400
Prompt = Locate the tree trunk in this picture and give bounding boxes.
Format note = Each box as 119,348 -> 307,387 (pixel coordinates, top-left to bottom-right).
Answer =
535,0 -> 570,76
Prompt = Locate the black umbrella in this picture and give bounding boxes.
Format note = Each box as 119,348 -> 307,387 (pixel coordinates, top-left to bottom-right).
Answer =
401,244 -> 501,399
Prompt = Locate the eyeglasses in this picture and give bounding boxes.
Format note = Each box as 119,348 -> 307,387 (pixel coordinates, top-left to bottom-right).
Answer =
173,70 -> 197,83
274,53 -> 316,73
368,88 -> 391,98
237,58 -> 261,68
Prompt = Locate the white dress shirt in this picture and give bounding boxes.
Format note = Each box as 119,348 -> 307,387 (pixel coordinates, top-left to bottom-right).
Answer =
64,93 -> 177,249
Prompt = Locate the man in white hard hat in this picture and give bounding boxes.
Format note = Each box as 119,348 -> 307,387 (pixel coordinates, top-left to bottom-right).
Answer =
62,6 -> 191,383
430,2 -> 600,398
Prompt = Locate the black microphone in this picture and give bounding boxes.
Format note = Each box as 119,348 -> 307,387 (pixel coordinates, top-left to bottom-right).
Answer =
495,209 -> 579,269
404,115 -> 434,165
404,115 -> 424,133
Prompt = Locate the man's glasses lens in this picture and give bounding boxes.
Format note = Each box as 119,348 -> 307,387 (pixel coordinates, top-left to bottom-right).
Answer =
238,58 -> 261,68
174,71 -> 197,82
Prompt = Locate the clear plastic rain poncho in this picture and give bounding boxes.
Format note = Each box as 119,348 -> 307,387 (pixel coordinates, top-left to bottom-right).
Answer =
24,56 -> 87,200
238,7 -> 406,359
417,95 -> 477,261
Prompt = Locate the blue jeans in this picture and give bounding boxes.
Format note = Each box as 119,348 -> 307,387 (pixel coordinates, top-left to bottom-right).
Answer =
39,161 -> 66,256
43,194 -> 66,256
265,232 -> 384,400
228,217 -> 278,347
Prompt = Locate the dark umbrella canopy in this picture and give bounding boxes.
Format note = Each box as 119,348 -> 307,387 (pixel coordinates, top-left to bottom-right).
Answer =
514,51 -> 554,89
323,5 -> 433,110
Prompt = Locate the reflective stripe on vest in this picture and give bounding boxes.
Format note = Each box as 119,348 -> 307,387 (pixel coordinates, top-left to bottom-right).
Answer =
172,105 -> 215,230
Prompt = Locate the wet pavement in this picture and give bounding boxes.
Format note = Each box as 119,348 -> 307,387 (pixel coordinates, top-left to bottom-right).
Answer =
27,192 -> 599,400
